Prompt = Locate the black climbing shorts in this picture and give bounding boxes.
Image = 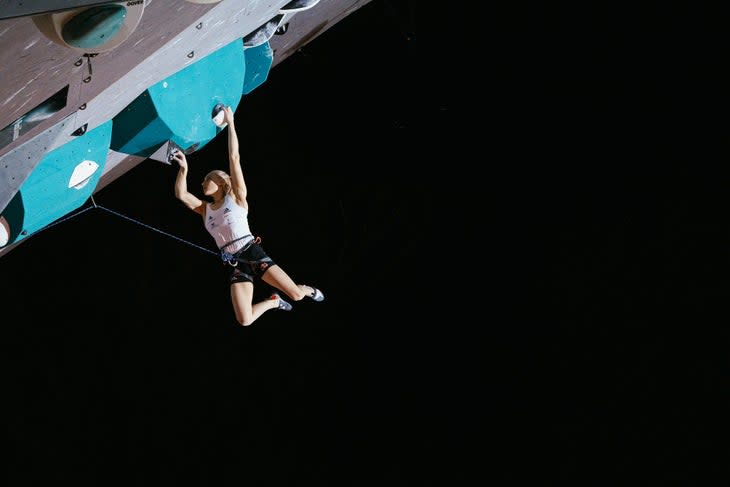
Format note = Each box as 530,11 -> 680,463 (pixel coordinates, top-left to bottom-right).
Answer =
225,240 -> 276,284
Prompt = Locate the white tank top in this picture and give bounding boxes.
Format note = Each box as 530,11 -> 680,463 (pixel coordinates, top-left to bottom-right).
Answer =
205,194 -> 252,253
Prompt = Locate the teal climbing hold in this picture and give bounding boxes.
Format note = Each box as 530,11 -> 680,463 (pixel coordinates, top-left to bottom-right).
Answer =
1,120 -> 112,245
111,38 -> 245,158
242,41 -> 273,95
62,5 -> 128,49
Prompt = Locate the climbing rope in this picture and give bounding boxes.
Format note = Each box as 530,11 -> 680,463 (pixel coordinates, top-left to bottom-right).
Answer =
30,195 -> 218,257
89,196 -> 217,256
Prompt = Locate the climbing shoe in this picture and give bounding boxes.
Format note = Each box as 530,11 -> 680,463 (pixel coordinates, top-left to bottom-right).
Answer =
270,293 -> 292,311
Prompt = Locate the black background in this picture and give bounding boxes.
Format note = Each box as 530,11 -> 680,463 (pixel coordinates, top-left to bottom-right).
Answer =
3,1 -> 727,485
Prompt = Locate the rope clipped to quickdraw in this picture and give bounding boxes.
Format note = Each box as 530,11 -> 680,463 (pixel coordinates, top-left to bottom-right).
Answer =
89,196 -> 217,256
25,195 -> 218,258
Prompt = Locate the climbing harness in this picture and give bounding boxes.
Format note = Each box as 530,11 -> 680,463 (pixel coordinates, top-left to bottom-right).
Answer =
220,235 -> 263,267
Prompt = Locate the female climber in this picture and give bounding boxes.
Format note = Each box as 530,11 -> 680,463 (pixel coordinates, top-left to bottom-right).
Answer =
171,105 -> 324,326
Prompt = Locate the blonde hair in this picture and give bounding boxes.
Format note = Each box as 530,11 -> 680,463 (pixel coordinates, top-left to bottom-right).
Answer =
204,170 -> 232,194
